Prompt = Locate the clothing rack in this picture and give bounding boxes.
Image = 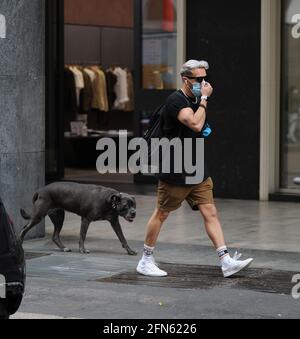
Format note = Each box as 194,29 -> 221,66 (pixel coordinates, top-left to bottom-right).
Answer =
64,23 -> 134,132
64,64 -> 135,133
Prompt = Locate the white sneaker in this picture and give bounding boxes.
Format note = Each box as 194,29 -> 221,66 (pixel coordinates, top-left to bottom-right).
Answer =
140,255 -> 160,267
149,256 -> 160,267
137,259 -> 168,277
222,256 -> 254,278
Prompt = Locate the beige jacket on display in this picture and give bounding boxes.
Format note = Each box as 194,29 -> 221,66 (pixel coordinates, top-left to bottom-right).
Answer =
91,66 -> 109,112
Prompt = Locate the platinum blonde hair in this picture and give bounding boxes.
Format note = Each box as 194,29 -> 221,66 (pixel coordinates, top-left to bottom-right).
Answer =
180,60 -> 210,77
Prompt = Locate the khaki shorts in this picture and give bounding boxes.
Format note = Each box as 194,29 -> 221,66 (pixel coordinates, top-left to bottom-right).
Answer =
157,177 -> 215,212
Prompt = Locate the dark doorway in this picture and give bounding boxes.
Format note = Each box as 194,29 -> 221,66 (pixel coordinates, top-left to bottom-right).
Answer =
186,0 -> 261,199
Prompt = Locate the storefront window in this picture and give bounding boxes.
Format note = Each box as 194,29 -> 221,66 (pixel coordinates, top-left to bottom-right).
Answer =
281,0 -> 300,190
142,0 -> 177,90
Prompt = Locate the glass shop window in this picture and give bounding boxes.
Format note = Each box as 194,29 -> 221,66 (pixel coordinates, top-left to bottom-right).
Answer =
142,0 -> 177,90
281,0 -> 300,190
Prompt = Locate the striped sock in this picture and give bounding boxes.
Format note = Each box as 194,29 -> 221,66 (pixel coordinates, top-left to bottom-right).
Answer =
143,244 -> 155,260
216,246 -> 231,266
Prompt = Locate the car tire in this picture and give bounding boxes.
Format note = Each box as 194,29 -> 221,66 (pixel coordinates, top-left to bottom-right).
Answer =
5,293 -> 23,316
0,299 -> 9,319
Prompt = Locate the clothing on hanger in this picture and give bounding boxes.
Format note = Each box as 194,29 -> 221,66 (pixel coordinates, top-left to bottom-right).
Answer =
91,66 -> 109,112
80,70 -> 94,113
69,66 -> 84,106
106,69 -> 118,111
113,67 -> 129,110
124,70 -> 135,112
84,68 -> 96,83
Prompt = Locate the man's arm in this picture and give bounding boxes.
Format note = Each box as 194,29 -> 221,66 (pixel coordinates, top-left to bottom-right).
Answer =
178,81 -> 213,133
178,99 -> 208,133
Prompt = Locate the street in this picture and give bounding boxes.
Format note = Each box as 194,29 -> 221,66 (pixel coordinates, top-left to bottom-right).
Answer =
12,194 -> 300,319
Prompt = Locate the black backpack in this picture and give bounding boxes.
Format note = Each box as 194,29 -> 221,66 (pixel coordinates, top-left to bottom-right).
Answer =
142,104 -> 166,170
141,100 -> 212,171
144,104 -> 165,142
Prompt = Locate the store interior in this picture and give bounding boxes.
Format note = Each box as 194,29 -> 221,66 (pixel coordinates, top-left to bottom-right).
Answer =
63,0 -> 135,184
45,0 -> 179,188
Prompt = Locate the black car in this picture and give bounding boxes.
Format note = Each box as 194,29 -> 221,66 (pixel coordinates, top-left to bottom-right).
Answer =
0,197 -> 26,319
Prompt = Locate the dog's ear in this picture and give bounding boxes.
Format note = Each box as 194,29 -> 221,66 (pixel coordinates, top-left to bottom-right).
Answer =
110,194 -> 122,209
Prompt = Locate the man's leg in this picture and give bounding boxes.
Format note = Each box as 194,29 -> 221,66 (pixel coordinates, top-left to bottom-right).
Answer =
137,208 -> 170,277
198,204 -> 225,249
145,208 -> 170,247
199,203 -> 253,278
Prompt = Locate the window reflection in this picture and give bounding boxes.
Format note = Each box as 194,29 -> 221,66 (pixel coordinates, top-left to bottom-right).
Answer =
281,0 -> 300,189
142,0 -> 177,90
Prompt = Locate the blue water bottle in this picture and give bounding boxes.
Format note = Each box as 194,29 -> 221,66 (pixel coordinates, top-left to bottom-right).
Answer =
202,123 -> 212,138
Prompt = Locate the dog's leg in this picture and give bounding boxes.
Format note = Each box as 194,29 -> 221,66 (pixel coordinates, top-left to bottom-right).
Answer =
110,217 -> 137,256
79,218 -> 91,254
19,196 -> 51,242
48,209 -> 71,253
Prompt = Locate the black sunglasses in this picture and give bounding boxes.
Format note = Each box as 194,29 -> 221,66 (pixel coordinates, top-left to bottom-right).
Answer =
186,76 -> 209,83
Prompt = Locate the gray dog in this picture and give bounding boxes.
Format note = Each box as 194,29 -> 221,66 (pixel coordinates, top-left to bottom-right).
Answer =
19,182 -> 137,255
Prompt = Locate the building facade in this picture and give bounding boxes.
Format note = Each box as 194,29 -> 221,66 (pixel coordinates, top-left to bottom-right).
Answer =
0,0 -> 46,238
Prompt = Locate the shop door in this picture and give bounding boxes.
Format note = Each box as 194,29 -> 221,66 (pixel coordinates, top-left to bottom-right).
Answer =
134,0 -> 181,184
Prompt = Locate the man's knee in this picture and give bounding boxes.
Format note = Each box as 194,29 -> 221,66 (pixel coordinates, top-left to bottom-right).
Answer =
200,204 -> 218,220
156,209 -> 170,223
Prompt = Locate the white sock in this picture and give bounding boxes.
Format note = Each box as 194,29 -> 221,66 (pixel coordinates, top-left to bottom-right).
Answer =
143,244 -> 155,261
216,246 -> 233,267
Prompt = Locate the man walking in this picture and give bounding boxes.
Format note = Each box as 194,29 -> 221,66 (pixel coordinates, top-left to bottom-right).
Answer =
137,60 -> 253,278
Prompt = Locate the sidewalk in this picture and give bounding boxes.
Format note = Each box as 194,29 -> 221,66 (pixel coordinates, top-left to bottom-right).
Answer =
14,196 -> 300,319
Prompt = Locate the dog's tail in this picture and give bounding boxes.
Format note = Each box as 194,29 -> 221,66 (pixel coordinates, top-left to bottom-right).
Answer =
20,193 -> 39,220
20,209 -> 31,220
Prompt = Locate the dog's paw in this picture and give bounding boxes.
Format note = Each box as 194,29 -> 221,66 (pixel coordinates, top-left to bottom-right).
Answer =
79,249 -> 90,254
63,248 -> 72,253
127,249 -> 138,256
